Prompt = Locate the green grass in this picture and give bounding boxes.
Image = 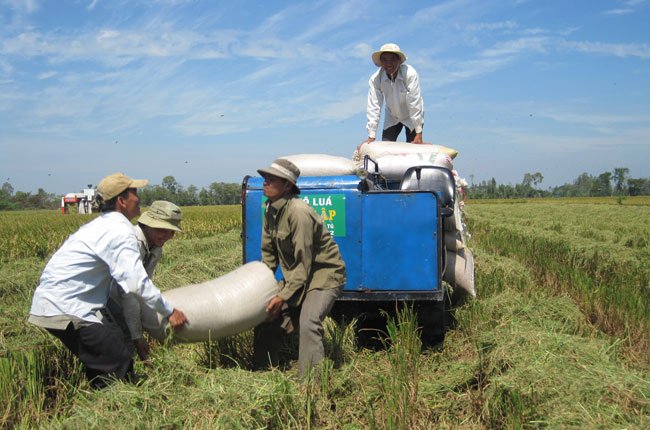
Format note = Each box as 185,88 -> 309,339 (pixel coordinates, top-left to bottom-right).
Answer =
465,202 -> 650,363
1,203 -> 649,429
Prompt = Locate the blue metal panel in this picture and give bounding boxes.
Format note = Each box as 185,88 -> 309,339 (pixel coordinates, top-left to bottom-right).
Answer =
361,192 -> 439,292
243,176 -> 363,288
243,175 -> 440,296
243,178 -> 264,265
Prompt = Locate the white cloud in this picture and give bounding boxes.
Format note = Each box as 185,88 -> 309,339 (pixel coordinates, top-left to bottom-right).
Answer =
603,8 -> 634,15
0,58 -> 13,74
604,0 -> 646,14
294,0 -> 365,42
36,70 -> 56,79
414,0 -> 478,24
316,94 -> 366,122
562,40 -> 650,58
1,26 -> 231,66
426,56 -> 512,88
481,37 -> 549,58
2,0 -> 40,14
540,111 -> 650,130
461,20 -> 518,32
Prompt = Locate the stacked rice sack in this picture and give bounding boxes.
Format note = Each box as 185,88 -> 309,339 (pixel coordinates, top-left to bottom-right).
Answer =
353,141 -> 457,180
442,175 -> 475,298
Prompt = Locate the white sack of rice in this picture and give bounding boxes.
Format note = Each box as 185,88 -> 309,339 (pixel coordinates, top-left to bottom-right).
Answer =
141,261 -> 278,343
443,248 -> 476,298
280,154 -> 356,176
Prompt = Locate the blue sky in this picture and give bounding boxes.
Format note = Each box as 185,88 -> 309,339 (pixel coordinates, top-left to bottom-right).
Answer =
1,0 -> 649,194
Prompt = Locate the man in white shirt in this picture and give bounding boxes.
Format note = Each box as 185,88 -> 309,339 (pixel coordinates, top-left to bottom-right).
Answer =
365,43 -> 425,144
28,173 -> 188,388
107,200 -> 183,363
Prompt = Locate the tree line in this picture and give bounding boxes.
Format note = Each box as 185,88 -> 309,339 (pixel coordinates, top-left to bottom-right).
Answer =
0,183 -> 55,210
0,176 -> 242,211
467,167 -> 650,199
2,168 -> 649,211
137,176 -> 241,206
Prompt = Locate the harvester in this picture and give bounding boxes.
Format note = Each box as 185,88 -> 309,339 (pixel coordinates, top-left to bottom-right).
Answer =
242,142 -> 475,342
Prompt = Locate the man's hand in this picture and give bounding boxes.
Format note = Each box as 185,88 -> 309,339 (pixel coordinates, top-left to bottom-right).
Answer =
134,338 -> 151,363
168,308 -> 188,331
412,133 -> 423,144
357,137 -> 375,151
265,295 -> 284,321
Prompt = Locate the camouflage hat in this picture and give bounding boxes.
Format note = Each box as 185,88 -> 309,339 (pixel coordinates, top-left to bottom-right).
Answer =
257,158 -> 300,186
97,172 -> 148,201
138,201 -> 182,232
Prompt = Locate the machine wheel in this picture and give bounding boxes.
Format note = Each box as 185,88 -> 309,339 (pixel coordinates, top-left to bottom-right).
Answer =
414,300 -> 447,346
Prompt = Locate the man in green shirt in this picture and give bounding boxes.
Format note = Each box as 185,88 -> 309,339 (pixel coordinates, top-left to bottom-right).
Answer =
253,159 -> 346,377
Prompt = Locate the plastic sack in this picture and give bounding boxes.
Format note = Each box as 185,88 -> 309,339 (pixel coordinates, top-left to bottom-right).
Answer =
444,230 -> 464,252
443,248 -> 476,298
357,141 -> 458,163
368,153 -> 454,181
280,154 -> 356,176
141,261 -> 278,343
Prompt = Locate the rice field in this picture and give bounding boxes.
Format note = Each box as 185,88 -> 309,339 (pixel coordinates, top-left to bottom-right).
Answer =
465,197 -> 650,361
1,201 -> 649,429
0,205 -> 241,262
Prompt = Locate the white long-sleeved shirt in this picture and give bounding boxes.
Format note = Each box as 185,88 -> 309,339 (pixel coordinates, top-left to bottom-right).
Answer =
111,224 -> 163,340
366,63 -> 424,139
29,211 -> 174,328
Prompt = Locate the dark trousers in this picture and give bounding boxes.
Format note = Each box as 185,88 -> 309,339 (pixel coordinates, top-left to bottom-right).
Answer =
253,287 -> 340,376
47,321 -> 134,388
382,122 -> 417,142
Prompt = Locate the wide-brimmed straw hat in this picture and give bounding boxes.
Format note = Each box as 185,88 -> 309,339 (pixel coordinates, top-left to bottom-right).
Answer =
138,200 -> 182,232
257,158 -> 301,194
97,172 -> 148,201
371,43 -> 408,67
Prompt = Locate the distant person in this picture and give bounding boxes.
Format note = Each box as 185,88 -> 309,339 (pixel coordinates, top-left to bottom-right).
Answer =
252,159 -> 346,377
106,200 -> 183,363
365,43 -> 424,144
28,173 -> 188,388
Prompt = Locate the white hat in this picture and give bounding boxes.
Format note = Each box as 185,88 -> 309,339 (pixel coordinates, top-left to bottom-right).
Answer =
372,43 -> 408,67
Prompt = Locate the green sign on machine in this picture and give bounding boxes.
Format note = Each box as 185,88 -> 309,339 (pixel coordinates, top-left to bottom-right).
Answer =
260,194 -> 346,237
300,194 -> 346,237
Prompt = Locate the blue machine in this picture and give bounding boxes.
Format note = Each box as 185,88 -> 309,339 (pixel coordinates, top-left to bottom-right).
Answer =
242,165 -> 455,305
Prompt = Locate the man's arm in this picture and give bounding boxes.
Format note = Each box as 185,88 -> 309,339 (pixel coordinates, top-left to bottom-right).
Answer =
405,66 -> 424,143
366,72 -> 383,142
261,212 -> 278,272
106,230 -> 187,330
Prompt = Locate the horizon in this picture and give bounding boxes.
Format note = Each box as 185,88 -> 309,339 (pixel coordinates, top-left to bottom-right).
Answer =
1,0 -> 649,194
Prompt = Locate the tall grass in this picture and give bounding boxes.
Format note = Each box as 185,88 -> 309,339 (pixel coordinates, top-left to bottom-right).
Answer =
420,247 -> 650,428
466,202 -> 650,362
0,344 -> 84,428
374,307 -> 423,429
